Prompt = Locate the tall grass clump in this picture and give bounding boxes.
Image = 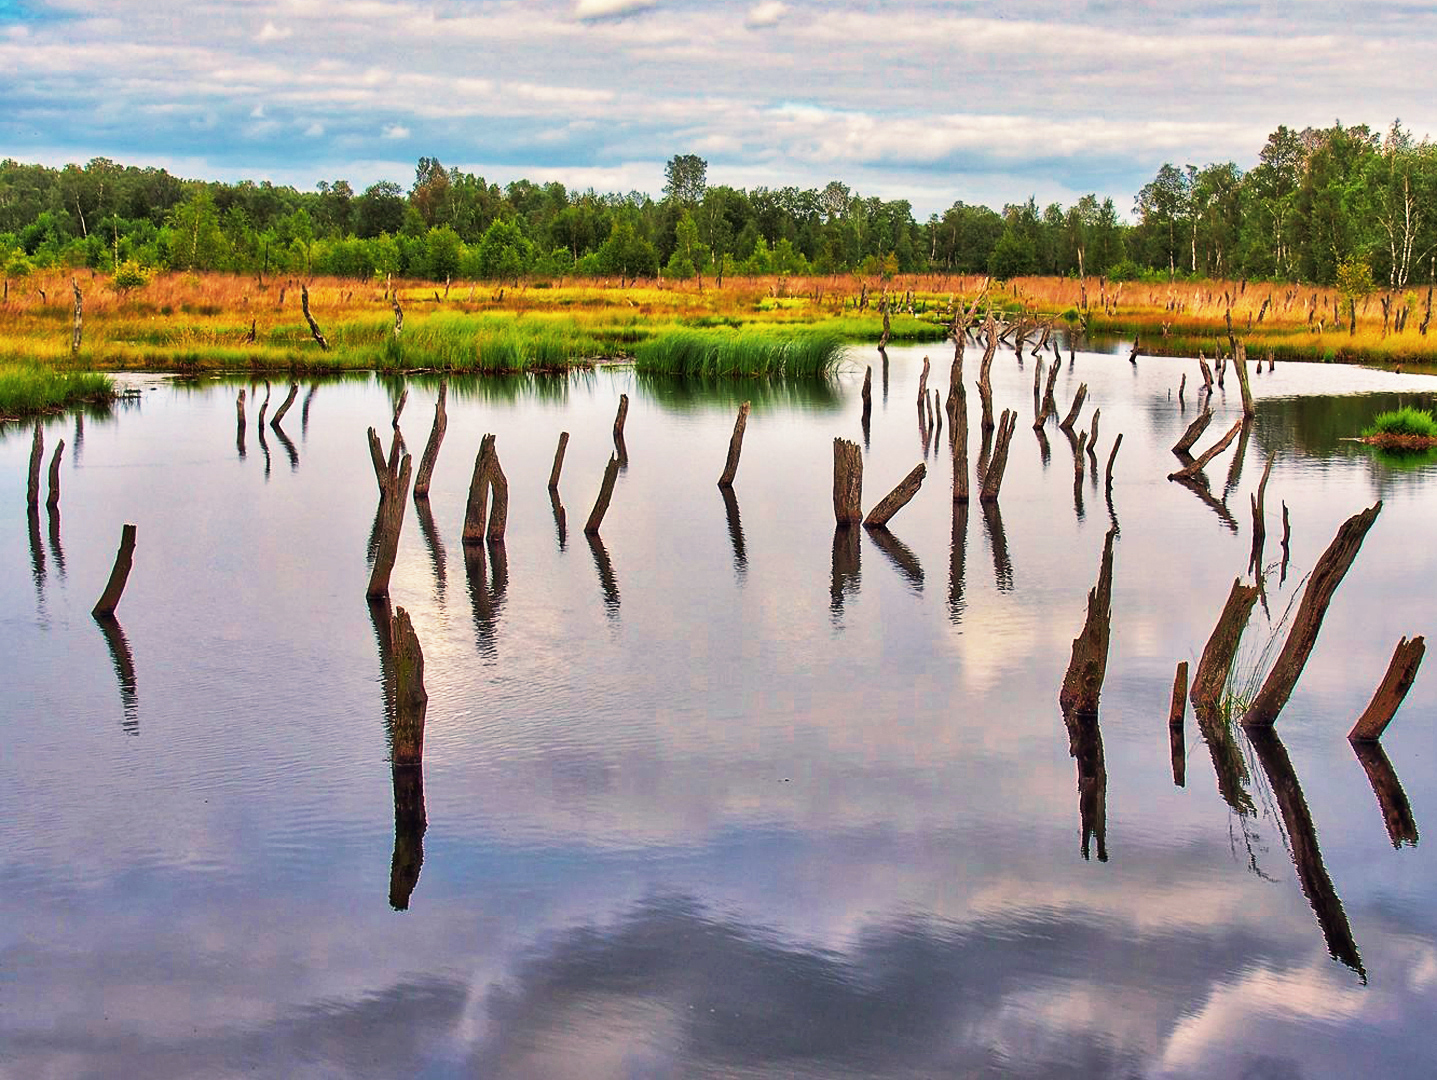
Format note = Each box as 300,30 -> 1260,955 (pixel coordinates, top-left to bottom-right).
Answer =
634,329 -> 843,377
0,363 -> 113,418
1362,406 -> 1437,438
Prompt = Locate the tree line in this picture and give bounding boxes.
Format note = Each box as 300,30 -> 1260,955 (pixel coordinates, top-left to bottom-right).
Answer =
1,119 -> 1433,290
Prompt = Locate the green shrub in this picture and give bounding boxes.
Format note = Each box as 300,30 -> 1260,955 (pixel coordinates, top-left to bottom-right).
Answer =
1363,406 -> 1437,438
111,260 -> 152,291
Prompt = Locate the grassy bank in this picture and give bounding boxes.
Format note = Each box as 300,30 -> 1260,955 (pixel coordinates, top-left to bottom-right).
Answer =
0,362 -> 113,421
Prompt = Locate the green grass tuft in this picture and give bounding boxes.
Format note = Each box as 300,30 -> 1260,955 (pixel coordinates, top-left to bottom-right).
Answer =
1363,405 -> 1437,438
0,363 -> 114,418
633,329 -> 844,377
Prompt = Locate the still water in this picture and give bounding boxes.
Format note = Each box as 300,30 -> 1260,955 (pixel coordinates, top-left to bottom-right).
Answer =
4,348 -> 1437,1078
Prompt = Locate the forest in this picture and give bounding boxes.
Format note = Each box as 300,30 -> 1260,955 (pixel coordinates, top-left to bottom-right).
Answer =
1,120 -> 1433,292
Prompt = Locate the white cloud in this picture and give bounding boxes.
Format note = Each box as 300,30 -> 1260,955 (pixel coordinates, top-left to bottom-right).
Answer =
746,1 -> 787,28
574,0 -> 658,21
381,123 -> 410,139
249,103 -> 266,119
303,121 -> 325,138
256,21 -> 292,42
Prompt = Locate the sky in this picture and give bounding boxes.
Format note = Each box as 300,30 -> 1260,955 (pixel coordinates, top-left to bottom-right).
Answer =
2,0 -> 1435,218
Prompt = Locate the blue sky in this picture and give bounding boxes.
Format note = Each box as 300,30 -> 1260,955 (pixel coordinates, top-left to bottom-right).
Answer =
2,0 -> 1434,217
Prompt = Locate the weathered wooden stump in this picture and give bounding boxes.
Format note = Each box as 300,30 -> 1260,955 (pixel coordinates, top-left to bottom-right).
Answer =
978,409 -> 1016,503
718,402 -> 750,489
26,422 -> 43,508
390,606 -> 428,765
861,366 -> 872,426
46,440 -> 64,510
1105,433 -> 1123,491
236,389 -> 247,430
864,463 -> 925,528
613,394 -> 629,443
391,389 -> 408,429
584,453 -> 621,535
952,358 -> 969,504
413,382 -> 447,499
832,438 -> 863,524
485,441 -> 509,541
1233,341 -> 1255,418
270,382 -> 299,429
1169,661 -> 1188,728
1172,406 -> 1213,455
462,434 -> 497,546
367,454 -> 414,598
1243,502 -> 1383,729
300,284 -> 329,350
548,430 -> 570,492
93,523 -> 137,617
1058,383 -> 1088,433
1348,636 -> 1425,742
1190,579 -> 1259,717
1059,526 -> 1117,716
1168,419 -> 1242,481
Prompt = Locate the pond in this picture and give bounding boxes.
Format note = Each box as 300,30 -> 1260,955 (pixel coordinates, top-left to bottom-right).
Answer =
4,346 -> 1437,1078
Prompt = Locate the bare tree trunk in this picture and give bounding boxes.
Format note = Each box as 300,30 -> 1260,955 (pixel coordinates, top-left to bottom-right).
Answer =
270,382 -> 299,429
367,454 -> 413,599
718,402 -> 750,488
832,438 -> 864,524
979,409 -> 1017,502
392,389 -> 408,429
864,463 -> 925,527
548,431 -> 569,491
46,440 -> 64,510
1105,432 -> 1123,491
1244,502 -> 1383,729
1169,661 -> 1189,728
462,434 -> 496,547
93,523 -> 137,617
1190,579 -> 1259,716
1172,407 -> 1213,455
485,442 -> 509,541
71,278 -> 83,356
952,357 -> 969,504
1058,383 -> 1088,433
1348,636 -> 1425,742
584,453 -> 621,535
1168,419 -> 1242,481
412,382 -> 447,498
391,606 -> 427,764
26,422 -> 42,508
300,284 -> 330,350
1233,341 -> 1255,419
1059,526 -> 1118,716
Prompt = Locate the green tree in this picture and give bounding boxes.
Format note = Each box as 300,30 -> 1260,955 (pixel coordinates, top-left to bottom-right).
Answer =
164,187 -> 225,271
663,154 -> 708,206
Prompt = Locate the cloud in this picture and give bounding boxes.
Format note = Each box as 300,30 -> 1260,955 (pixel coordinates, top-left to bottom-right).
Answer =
574,0 -> 658,21
256,20 -> 291,42
381,122 -> 409,139
303,121 -> 325,137
745,1 -> 787,28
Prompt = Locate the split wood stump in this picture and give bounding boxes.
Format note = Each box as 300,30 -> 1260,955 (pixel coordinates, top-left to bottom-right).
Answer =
1348,636 -> 1425,742
391,606 -> 428,765
832,438 -> 863,525
864,463 -> 925,528
413,382 -> 447,499
1059,526 -> 1118,716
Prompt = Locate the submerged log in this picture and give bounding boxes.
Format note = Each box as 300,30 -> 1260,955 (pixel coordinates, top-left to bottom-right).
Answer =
1172,406 -> 1214,455
864,463 -> 926,528
1059,526 -> 1118,716
300,284 -> 330,350
46,440 -> 64,510
390,606 -> 428,765
978,408 -> 1016,502
26,422 -> 43,508
718,401 -> 750,488
270,382 -> 299,429
1348,636 -> 1425,742
367,454 -> 414,598
1190,579 -> 1259,717
1168,418 -> 1242,481
92,523 -> 137,617
1058,383 -> 1088,433
1244,502 -> 1383,729
413,382 -> 447,499
548,430 -> 570,491
833,438 -> 863,524
584,453 -> 621,535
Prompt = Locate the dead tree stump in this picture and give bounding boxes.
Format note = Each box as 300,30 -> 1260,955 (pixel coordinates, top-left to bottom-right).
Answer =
1088,408 -> 1100,453
861,367 -> 872,426
833,438 -> 864,524
26,422 -> 42,508
46,440 -> 64,510
1190,579 -> 1260,717
236,389 -> 246,428
1351,741 -> 1418,847
613,394 -> 629,442
270,382 -> 299,429
1172,406 -> 1213,455
1059,383 -> 1088,433
952,359 -> 969,504
93,523 -> 137,617
864,463 -> 925,528
1249,453 -> 1274,575
1244,501 -> 1383,729
584,453 -> 621,535
485,442 -> 509,541
1233,341 -> 1255,418
391,606 -> 427,765
1348,636 -> 1425,742
548,431 -> 569,491
391,389 -> 408,430
1168,419 -> 1242,481
1170,661 -> 1189,728
412,382 -> 447,499
718,402 -> 750,488
1105,433 -> 1123,491
1059,526 -> 1118,715
300,284 -> 330,350
367,454 -> 413,598
1199,356 -> 1214,390
979,409 -> 1017,502
462,434 -> 497,546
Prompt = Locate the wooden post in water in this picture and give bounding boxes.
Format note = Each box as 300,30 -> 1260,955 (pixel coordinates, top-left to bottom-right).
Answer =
412,382 -> 447,499
236,389 -> 246,427
391,606 -> 428,765
979,409 -> 1017,502
462,434 -> 496,546
1198,355 -> 1214,390
391,389 -> 408,430
93,523 -> 137,617
26,422 -> 42,508
1105,432 -> 1122,491
952,352 -> 969,504
1170,660 -> 1189,787
1190,579 -> 1259,716
1168,419 -> 1242,481
548,431 -> 569,491
864,463 -> 925,528
861,367 -> 872,426
613,394 -> 629,442
1172,406 -> 1213,455
1243,502 -> 1383,729
46,440 -> 64,510
485,441 -> 509,541
1233,341 -> 1255,419
367,454 -> 413,599
718,402 -> 750,489
1059,526 -> 1118,716
1249,453 -> 1274,575
1058,383 -> 1088,433
584,453 -> 621,535
1088,408 -> 1100,453
1348,636 -> 1425,742
257,380 -> 271,428
832,438 -> 863,524
270,382 -> 299,429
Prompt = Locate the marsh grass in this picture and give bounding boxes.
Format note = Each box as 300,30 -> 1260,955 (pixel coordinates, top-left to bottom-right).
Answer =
633,329 -> 845,377
0,363 -> 113,418
1362,405 -> 1437,438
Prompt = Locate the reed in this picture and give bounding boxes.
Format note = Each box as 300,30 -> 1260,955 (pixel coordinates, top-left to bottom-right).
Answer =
1363,406 -> 1437,439
633,329 -> 845,377
0,362 -> 113,418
